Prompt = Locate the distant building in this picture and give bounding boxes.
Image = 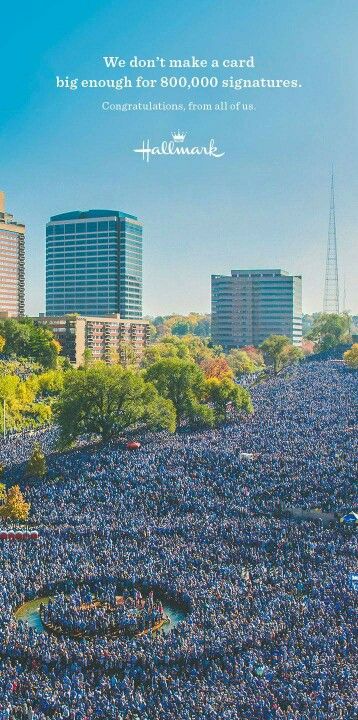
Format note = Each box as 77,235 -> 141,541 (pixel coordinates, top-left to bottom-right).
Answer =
211,269 -> 302,349
34,314 -> 149,367
0,191 -> 25,317
46,209 -> 142,319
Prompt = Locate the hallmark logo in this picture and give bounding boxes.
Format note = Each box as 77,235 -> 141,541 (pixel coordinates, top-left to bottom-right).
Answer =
133,131 -> 224,163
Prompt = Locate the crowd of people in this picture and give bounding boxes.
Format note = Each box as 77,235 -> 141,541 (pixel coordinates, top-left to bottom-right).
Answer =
0,358 -> 356,719
40,587 -> 167,638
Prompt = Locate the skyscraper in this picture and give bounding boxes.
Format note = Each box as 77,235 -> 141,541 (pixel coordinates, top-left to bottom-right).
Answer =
46,209 -> 142,318
0,191 -> 25,317
211,269 -> 302,350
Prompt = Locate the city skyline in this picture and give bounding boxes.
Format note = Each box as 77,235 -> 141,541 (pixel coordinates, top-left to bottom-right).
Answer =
1,186 -> 356,320
1,1 -> 357,316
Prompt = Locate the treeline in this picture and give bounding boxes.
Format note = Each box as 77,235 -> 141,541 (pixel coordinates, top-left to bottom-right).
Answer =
147,313 -> 211,339
0,313 -> 355,439
0,318 -> 61,369
57,336 -> 254,445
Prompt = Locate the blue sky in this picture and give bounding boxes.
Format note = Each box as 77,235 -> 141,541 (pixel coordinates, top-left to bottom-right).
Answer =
1,0 -> 357,316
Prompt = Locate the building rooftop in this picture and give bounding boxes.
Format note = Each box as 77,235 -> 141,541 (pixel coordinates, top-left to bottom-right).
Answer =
49,209 -> 138,222
231,269 -> 290,276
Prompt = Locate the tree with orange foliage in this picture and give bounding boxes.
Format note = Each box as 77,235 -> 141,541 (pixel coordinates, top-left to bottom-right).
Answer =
199,356 -> 233,380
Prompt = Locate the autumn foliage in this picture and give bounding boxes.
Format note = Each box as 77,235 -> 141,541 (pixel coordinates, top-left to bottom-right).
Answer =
0,485 -> 30,522
199,356 -> 233,380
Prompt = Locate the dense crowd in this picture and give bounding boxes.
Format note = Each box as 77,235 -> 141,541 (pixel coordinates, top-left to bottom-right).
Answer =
40,587 -> 166,637
0,359 -> 356,719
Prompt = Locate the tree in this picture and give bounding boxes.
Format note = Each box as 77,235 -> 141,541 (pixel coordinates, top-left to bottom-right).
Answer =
56,363 -> 176,445
181,335 -> 222,364
227,349 -> 256,377
142,335 -> 222,371
0,335 -> 5,353
37,370 -> 64,395
279,344 -> 304,368
0,482 -> 6,501
0,485 -> 30,522
107,343 -> 137,368
0,372 -> 55,433
82,348 -> 94,368
0,318 -> 61,368
151,312 -> 211,338
141,336 -> 191,368
301,339 -> 315,356
343,343 -> 358,369
199,356 -> 233,380
145,357 -> 214,427
307,313 -> 351,352
118,341 -> 137,368
241,346 -> 265,368
205,377 -> 253,423
26,443 -> 47,477
171,320 -> 191,336
260,335 -> 291,373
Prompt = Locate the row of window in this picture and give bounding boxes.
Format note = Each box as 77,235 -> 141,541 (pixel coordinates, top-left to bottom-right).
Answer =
47,221 -> 118,235
47,222 -> 142,236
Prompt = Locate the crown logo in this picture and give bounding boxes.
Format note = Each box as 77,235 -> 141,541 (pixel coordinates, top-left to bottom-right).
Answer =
171,130 -> 186,143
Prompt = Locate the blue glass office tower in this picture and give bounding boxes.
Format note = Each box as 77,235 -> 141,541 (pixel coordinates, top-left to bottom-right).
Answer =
46,209 -> 142,318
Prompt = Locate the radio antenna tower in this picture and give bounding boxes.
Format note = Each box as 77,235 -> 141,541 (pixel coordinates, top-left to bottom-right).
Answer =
323,168 -> 339,313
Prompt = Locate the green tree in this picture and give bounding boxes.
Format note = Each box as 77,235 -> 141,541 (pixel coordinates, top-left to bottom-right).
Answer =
0,318 -> 60,368
26,443 -> 47,477
260,335 -> 291,373
37,369 -> 64,396
0,335 -> 5,353
56,362 -> 176,445
343,343 -> 358,369
227,349 -> 256,377
307,313 -> 351,352
205,377 -> 253,423
171,320 -> 191,336
141,336 -> 191,368
82,348 -> 94,368
181,335 -> 221,364
0,373 -> 53,432
145,357 -> 215,427
0,375 -> 32,431
0,485 -> 30,522
279,344 -> 304,368
118,341 -> 137,368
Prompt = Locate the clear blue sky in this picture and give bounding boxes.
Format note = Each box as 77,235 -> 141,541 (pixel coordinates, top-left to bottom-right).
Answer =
1,0 -> 357,316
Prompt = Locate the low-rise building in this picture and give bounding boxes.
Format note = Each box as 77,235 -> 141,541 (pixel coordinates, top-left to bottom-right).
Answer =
34,314 -> 149,367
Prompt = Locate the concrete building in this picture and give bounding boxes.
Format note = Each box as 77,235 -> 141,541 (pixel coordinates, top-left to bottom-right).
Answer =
0,191 -> 25,317
34,314 -> 150,367
211,269 -> 302,349
46,209 -> 142,319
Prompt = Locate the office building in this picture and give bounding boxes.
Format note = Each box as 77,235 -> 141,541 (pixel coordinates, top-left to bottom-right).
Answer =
0,191 -> 25,317
34,314 -> 149,367
211,269 -> 302,349
46,209 -> 142,319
